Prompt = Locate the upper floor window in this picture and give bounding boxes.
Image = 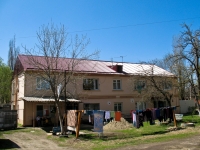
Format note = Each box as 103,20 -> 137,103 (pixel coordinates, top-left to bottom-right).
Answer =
135,80 -> 146,91
83,79 -> 99,90
36,77 -> 50,90
113,79 -> 121,90
163,81 -> 172,90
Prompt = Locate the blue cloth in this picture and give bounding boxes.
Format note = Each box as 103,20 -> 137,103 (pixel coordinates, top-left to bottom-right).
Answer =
155,109 -> 160,119
93,111 -> 104,133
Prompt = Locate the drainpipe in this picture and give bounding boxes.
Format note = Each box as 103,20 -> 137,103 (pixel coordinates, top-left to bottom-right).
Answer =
65,70 -> 66,111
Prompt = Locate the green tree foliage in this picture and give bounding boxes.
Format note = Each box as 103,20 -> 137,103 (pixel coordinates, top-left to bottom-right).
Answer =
0,58 -> 12,104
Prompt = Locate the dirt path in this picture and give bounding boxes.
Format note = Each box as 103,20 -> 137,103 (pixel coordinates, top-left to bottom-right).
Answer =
1,126 -> 200,150
1,130 -> 76,150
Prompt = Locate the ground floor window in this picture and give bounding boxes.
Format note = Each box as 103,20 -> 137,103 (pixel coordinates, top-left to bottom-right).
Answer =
66,103 -> 78,110
136,102 -> 146,110
154,101 -> 167,108
84,103 -> 100,110
114,103 -> 122,111
36,105 -> 43,117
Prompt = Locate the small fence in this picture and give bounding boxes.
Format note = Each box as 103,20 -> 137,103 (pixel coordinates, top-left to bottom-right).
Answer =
0,110 -> 17,130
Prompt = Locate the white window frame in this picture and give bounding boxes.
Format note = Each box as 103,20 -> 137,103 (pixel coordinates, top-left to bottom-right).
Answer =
135,80 -> 146,91
36,77 -> 50,90
136,102 -> 146,110
163,81 -> 172,90
83,78 -> 99,90
114,102 -> 122,111
113,79 -> 121,90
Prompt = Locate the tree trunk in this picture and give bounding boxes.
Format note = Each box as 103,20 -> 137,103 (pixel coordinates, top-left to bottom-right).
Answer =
55,100 -> 64,134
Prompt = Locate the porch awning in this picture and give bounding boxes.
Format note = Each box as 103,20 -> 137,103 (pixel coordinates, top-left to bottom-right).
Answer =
19,97 -> 82,103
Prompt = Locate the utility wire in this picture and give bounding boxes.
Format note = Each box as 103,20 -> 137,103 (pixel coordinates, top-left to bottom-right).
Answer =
70,17 -> 200,33
0,16 -> 200,40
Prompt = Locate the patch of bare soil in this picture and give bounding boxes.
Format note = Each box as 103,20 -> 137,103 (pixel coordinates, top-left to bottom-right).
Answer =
1,128 -> 76,150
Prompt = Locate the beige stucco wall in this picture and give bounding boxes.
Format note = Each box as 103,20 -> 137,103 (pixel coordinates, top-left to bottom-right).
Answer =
18,74 -> 25,98
79,98 -> 153,116
14,71 -> 180,126
18,100 -> 24,125
24,73 -> 53,97
23,101 -> 65,126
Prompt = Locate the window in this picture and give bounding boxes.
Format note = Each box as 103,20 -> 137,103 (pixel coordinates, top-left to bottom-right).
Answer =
66,103 -> 78,110
163,81 -> 172,90
36,105 -> 43,117
136,102 -> 146,110
84,103 -> 100,110
113,79 -> 121,90
36,77 -> 50,90
135,81 -> 146,91
154,101 -> 167,108
114,103 -> 122,111
83,79 -> 99,90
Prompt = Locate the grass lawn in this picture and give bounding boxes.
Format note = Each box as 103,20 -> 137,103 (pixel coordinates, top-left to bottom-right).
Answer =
1,114 -> 200,150
44,114 -> 200,150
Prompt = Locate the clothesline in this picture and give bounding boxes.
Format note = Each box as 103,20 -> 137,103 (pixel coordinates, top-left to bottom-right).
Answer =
132,106 -> 179,128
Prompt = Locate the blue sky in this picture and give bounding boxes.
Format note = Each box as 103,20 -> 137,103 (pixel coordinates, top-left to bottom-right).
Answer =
1,0 -> 200,64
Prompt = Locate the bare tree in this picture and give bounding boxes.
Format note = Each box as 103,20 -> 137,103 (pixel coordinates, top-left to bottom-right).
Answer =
164,51 -> 189,100
24,23 -> 99,134
168,24 -> 200,113
129,62 -> 177,108
8,35 -> 20,70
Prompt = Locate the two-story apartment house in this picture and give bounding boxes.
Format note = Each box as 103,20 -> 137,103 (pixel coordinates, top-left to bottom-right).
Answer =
11,55 -> 179,126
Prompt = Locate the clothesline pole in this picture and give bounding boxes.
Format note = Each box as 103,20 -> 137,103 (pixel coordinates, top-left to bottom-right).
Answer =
75,110 -> 83,139
173,109 -> 177,127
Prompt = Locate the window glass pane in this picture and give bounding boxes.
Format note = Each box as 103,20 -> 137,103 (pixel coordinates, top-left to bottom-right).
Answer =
41,80 -> 46,89
94,79 -> 98,89
46,81 -> 50,89
117,80 -> 121,89
37,105 -> 43,117
114,103 -> 122,111
36,77 -> 41,89
164,81 -> 171,90
84,103 -> 99,110
113,80 -> 121,89
118,103 -> 122,111
135,81 -> 145,90
113,82 -> 116,89
114,104 -> 118,111
83,79 -> 98,90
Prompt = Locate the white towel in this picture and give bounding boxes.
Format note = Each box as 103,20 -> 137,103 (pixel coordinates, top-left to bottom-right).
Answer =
105,111 -> 110,120
89,115 -> 91,122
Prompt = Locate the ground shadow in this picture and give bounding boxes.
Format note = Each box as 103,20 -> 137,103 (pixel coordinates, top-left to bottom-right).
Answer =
0,127 -> 27,131
142,130 -> 169,136
0,139 -> 20,149
40,126 -> 53,133
80,123 -> 93,131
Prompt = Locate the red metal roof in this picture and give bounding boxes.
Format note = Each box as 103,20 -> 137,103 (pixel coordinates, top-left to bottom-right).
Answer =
16,55 -> 174,76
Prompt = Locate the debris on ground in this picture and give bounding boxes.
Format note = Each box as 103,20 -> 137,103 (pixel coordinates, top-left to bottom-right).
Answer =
167,127 -> 180,131
103,117 -> 132,130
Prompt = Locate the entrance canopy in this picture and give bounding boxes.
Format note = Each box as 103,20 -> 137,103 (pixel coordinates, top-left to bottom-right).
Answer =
19,97 -> 82,103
